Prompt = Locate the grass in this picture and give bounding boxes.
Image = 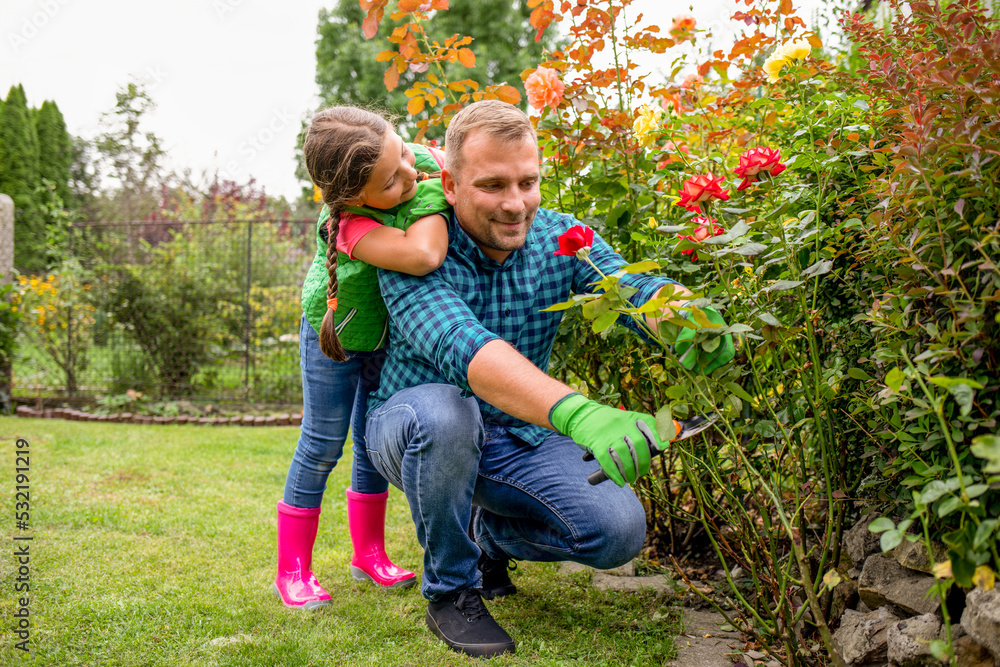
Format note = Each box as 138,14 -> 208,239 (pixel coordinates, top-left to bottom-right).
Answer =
0,417 -> 680,666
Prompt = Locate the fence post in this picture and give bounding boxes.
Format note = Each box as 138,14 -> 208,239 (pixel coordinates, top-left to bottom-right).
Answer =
1,194 -> 14,405
244,220 -> 253,401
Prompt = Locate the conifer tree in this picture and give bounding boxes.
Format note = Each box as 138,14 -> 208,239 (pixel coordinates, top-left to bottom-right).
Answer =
0,85 -> 45,272
35,100 -> 74,208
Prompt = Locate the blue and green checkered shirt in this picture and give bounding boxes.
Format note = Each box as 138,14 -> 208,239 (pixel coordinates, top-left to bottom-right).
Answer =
369,207 -> 684,446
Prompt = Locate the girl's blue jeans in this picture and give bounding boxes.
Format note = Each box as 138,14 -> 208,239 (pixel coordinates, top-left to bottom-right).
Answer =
365,383 -> 647,600
282,317 -> 389,508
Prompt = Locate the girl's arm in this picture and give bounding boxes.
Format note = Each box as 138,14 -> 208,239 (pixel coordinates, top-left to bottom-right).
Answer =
350,213 -> 448,276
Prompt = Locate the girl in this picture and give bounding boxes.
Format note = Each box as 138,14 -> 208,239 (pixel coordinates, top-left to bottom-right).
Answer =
275,107 -> 449,608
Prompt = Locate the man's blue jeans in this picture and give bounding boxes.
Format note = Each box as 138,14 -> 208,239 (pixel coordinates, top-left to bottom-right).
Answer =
283,317 -> 389,508
365,383 -> 647,600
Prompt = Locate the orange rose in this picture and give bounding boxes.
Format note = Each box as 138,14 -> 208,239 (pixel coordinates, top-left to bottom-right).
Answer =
525,66 -> 565,111
681,73 -> 704,89
670,13 -> 696,39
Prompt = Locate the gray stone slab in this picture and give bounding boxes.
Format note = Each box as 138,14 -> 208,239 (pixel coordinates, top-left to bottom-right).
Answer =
668,609 -> 742,667
558,559 -> 670,592
592,571 -> 672,593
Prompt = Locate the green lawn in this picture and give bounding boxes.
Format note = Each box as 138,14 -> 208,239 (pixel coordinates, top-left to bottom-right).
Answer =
0,417 -> 679,666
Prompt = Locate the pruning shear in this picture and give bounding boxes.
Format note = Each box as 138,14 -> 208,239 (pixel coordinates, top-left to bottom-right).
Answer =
587,413 -> 720,485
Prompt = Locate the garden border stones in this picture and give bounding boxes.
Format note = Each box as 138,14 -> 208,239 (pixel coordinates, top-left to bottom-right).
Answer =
14,405 -> 302,426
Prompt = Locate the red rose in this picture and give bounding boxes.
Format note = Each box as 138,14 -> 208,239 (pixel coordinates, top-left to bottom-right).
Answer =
676,173 -> 730,213
677,216 -> 724,261
554,225 -> 595,257
734,147 -> 787,190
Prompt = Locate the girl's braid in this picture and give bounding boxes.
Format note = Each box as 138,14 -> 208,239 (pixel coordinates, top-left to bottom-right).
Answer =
318,211 -> 346,361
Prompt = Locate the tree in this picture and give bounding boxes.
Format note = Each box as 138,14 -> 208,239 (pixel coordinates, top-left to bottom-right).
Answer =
93,81 -> 166,223
34,100 -> 74,208
317,0 -> 557,125
0,84 -> 45,273
298,0 -> 562,185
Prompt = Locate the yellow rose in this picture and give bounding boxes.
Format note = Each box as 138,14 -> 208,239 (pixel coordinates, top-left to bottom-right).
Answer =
632,104 -> 663,147
762,53 -> 786,83
781,38 -> 811,60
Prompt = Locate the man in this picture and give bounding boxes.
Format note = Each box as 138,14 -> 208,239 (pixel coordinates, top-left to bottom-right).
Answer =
365,100 -> 722,657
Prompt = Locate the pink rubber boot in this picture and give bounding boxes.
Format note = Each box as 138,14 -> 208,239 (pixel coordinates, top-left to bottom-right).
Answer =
274,500 -> 332,609
346,487 -> 417,589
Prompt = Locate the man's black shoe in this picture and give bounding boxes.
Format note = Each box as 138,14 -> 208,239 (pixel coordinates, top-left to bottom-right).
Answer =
478,553 -> 517,600
426,589 -> 515,658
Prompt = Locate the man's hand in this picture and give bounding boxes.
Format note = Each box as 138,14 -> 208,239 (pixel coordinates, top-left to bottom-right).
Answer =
549,393 -> 660,487
675,307 -> 735,375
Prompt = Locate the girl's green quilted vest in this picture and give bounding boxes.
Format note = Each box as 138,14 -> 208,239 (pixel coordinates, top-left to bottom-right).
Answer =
301,143 -> 447,352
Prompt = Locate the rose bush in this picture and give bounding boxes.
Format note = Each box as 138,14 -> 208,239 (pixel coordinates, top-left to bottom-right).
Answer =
361,0 -> 1000,662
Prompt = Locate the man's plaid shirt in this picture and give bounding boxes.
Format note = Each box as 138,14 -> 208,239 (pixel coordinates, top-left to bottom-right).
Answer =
369,207 -> 684,446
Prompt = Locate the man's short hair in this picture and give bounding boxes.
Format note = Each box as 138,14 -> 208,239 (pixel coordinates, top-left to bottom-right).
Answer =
444,100 -> 537,180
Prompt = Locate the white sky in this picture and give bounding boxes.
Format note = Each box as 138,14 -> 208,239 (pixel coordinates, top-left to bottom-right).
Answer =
2,0 -> 822,203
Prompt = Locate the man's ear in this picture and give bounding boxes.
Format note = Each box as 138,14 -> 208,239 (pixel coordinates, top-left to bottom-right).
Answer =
441,168 -> 459,206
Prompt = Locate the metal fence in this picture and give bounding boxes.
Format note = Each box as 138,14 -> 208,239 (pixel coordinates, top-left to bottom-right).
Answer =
12,217 -> 319,406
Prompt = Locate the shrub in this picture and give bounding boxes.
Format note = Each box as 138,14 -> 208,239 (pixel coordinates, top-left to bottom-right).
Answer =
13,260 -> 96,396
840,0 -> 1000,600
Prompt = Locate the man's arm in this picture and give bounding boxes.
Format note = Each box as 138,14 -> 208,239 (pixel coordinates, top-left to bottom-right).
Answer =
467,338 -> 671,487
644,283 -> 693,331
467,339 -> 570,429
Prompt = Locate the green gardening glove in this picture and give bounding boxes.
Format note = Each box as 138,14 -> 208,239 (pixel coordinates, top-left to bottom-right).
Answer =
549,393 -> 658,487
675,306 -> 736,375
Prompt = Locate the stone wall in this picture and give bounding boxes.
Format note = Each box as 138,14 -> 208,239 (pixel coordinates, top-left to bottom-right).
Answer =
832,516 -> 998,667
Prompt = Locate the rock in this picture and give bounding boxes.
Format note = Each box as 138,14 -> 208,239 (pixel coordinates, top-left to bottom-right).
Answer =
886,614 -> 943,666
844,513 -> 884,567
961,587 -> 1000,661
953,635 -> 998,667
893,540 -> 948,574
832,579 -> 861,621
858,554 -> 939,616
833,606 -> 902,667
